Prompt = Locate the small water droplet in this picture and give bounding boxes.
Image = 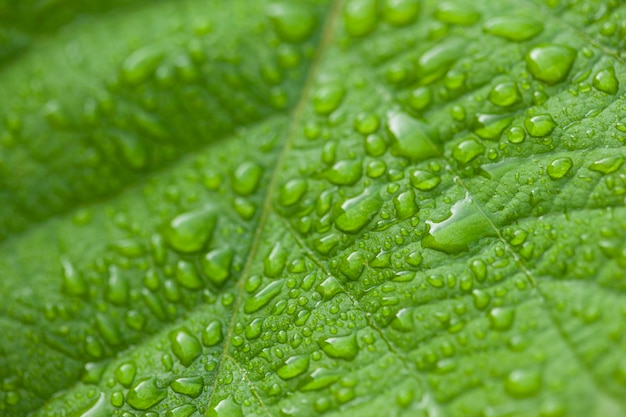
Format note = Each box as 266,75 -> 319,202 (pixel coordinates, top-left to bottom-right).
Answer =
393,189 -> 418,219
175,260 -> 204,290
120,46 -> 163,85
483,16 -> 543,41
409,169 -> 441,191
201,248 -> 233,286
488,82 -> 521,107
382,0 -> 420,26
163,207 -> 217,253
526,44 -> 576,85
278,179 -> 308,206
232,161 -> 263,196
334,189 -> 383,233
244,281 -> 284,313
524,114 -> 556,137
547,157 -> 573,179
61,258 -> 87,297
488,307 -> 515,330
417,38 -> 465,82
169,328 -> 203,367
452,137 -> 485,164
202,321 -> 223,347
277,355 -> 310,380
505,126 -> 526,144
267,3 -> 318,43
106,266 -> 129,306
170,376 -> 204,398
264,243 -> 288,278
127,378 -> 167,410
318,334 -> 359,360
593,67 -> 619,94
589,155 -> 624,174
115,362 -> 137,388
208,395 -> 243,417
387,111 -> 439,161
313,83 -> 345,115
326,160 -> 363,185
344,0 -> 378,37
434,2 -> 480,25
504,369 -> 542,398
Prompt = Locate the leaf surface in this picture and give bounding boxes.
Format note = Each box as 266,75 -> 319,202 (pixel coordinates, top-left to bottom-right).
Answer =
1,0 -> 626,416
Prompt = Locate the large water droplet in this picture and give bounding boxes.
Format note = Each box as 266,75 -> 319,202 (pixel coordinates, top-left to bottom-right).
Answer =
387,111 -> 439,161
277,355 -> 310,380
422,194 -> 496,254
452,137 -> 485,164
547,157 -> 573,179
488,307 -> 515,331
524,114 -> 556,137
526,44 -> 576,85
279,179 -> 308,206
488,82 -> 521,107
326,160 -> 363,186
343,0 -> 378,37
334,189 -> 383,233
201,248 -> 233,286
417,38 -> 465,83
169,328 -> 203,367
434,3 -> 480,25
382,0 -> 420,26
318,334 -> 359,360
244,281 -> 284,313
127,378 -> 167,410
115,362 -> 137,388
409,169 -> 441,191
264,243 -> 288,278
504,369 -> 542,398
175,260 -> 204,290
593,67 -> 618,94
267,3 -> 318,43
589,155 -> 624,174
483,16 -> 543,41
208,395 -> 243,417
164,207 -> 217,253
202,321 -> 223,347
170,376 -> 204,398
313,83 -> 345,115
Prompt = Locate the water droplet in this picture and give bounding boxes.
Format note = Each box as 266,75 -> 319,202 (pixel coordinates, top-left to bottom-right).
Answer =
106,266 -> 129,306
201,249 -> 233,286
208,395 -> 243,417
354,112 -> 380,135
175,260 -> 203,290
387,111 -> 439,161
264,243 -> 288,278
166,404 -> 196,417
434,3 -> 480,25
171,376 -> 204,398
232,161 -> 263,196
277,355 -> 310,380
120,46 -> 163,86
407,87 -> 432,111
317,276 -> 344,300
409,169 -> 441,191
202,321 -> 223,347
505,126 -> 526,144
393,189 -> 418,219
95,313 -> 123,346
417,38 -> 465,82
267,3 -> 318,43
164,207 -> 217,253
326,160 -> 363,185
524,114 -> 556,137
526,44 -> 576,85
116,362 -> 137,388
80,392 -> 110,417
473,113 -> 513,140
472,289 -> 491,309
593,66 -> 618,94
344,0 -> 378,37
452,137 -> 485,164
547,157 -> 573,179
61,258 -> 87,297
483,16 -> 543,41
422,194 -> 496,254
334,189 -> 383,233
244,281 -> 284,313
127,378 -> 167,410
504,369 -> 542,398
488,307 -> 515,330
488,82 -> 521,107
169,328 -> 203,367
338,251 -> 367,280
279,179 -> 307,206
318,334 -> 359,360
313,83 -> 345,115
364,134 -> 387,157
589,155 -> 624,174
382,0 -> 420,26
299,368 -> 341,392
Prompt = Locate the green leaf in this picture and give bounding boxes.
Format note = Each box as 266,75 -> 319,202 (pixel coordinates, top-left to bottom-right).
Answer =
1,0 -> 626,416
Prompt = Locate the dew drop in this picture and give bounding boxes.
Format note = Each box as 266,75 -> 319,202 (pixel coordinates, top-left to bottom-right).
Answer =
504,369 -> 542,398
170,376 -> 204,398
589,155 -> 624,174
434,2 -> 480,25
106,266 -> 129,306
593,66 -> 618,94
166,404 -> 196,417
364,134 -> 387,157
127,378 -> 167,410
506,126 -> 526,144
80,392 -> 110,417
318,334 -> 359,360
278,179 -> 307,206
115,362 -> 137,388
343,0 -> 378,37
232,161 -> 263,196
120,46 -> 163,86
334,189 -> 383,233
409,169 -> 441,191
547,157 -> 573,179
417,38 -> 465,82
267,3 -> 318,43
452,137 -> 485,164
313,83 -> 345,115
473,113 -> 513,140
422,194 -> 495,254
483,16 -> 543,41
387,111 -> 439,161
354,112 -> 380,135
382,0 -> 420,26
163,207 -> 217,253
169,328 -> 203,367
264,243 -> 288,278
61,258 -> 87,297
201,248 -> 233,286
488,307 -> 516,331
338,251 -> 367,280
393,189 -> 418,219
208,395 -> 243,417
202,321 -> 223,347
244,281 -> 284,313
277,355 -> 310,380
488,82 -> 521,107
326,160 -> 363,185
526,44 -> 576,85
175,260 -> 203,290
524,114 -> 556,137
